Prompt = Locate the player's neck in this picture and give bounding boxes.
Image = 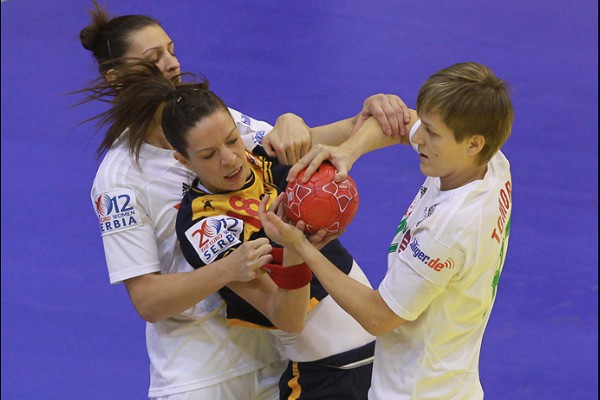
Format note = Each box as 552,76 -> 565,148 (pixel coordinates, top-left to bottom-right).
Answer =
440,163 -> 487,191
144,121 -> 173,150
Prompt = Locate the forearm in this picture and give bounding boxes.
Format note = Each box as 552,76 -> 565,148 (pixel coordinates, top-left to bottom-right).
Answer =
289,111 -> 416,183
311,106 -> 418,149
291,239 -> 392,336
228,274 -> 309,332
269,247 -> 310,331
337,113 -> 416,165
309,116 -> 358,147
259,198 -> 404,334
125,263 -> 230,323
269,284 -> 310,332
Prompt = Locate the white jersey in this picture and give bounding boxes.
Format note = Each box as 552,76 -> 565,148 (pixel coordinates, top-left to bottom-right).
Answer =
371,126 -> 512,399
91,108 -> 279,398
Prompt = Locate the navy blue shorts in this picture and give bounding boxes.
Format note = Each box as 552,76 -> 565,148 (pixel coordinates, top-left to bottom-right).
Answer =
279,341 -> 375,400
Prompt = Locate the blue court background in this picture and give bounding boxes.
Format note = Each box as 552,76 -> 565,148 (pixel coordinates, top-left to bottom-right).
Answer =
1,1 -> 597,398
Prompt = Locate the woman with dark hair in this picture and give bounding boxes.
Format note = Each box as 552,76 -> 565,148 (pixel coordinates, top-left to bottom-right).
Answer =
85,60 -> 380,400
77,2 -> 410,398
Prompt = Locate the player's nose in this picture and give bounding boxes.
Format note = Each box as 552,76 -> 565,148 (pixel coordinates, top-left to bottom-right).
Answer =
221,147 -> 237,165
412,126 -> 425,144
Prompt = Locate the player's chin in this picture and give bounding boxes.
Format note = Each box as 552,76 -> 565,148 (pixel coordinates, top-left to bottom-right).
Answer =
212,179 -> 240,193
418,161 -> 432,175
224,182 -> 245,192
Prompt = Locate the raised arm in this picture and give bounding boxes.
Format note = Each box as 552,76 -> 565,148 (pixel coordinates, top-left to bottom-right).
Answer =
290,108 -> 418,183
260,94 -> 412,165
261,113 -> 312,165
352,93 -> 412,137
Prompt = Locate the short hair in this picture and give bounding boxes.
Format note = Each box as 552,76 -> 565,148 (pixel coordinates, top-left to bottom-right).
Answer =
416,62 -> 514,164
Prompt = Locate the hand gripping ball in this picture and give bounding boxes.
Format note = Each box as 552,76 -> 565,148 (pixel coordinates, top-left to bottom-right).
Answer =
284,162 -> 359,234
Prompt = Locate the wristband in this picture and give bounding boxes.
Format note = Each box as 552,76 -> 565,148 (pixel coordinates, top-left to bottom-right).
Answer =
271,247 -> 284,264
263,262 -> 312,290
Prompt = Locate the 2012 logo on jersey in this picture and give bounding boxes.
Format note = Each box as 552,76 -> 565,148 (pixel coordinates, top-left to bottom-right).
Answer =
95,189 -> 141,235
185,216 -> 244,264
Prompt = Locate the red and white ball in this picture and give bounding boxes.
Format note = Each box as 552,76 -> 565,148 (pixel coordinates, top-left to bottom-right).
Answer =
284,162 -> 359,234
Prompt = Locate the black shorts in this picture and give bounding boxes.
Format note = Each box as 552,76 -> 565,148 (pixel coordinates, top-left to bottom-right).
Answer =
279,341 -> 375,400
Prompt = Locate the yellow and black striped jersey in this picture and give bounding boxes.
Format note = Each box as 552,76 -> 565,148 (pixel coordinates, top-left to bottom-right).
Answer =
176,149 -> 354,328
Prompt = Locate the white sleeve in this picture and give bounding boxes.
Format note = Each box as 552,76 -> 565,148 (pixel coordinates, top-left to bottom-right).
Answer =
408,119 -> 421,153
92,187 -> 161,283
102,225 -> 161,283
228,107 -> 274,151
379,229 -> 464,321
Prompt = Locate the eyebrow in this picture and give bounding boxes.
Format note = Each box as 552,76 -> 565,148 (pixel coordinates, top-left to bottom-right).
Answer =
420,118 -> 438,132
141,41 -> 174,56
195,125 -> 238,153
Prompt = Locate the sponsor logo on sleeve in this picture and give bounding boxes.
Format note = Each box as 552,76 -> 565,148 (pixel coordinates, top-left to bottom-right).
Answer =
95,189 -> 141,235
185,216 -> 244,264
409,238 -> 455,272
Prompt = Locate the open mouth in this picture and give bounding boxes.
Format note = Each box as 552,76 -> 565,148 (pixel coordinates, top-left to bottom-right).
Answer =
224,167 -> 242,180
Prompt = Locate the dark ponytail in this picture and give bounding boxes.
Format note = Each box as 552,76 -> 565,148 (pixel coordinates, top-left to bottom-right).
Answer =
80,0 -> 161,76
75,61 -> 228,163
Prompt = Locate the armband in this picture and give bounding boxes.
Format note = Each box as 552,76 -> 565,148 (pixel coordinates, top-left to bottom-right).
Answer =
263,262 -> 313,290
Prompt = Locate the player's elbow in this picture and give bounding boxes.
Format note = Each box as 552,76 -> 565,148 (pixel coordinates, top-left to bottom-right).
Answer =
124,274 -> 171,323
276,319 -> 305,333
127,287 -> 167,323
361,309 -> 405,337
131,299 -> 164,323
362,322 -> 389,337
273,308 -> 307,332
138,310 -> 160,323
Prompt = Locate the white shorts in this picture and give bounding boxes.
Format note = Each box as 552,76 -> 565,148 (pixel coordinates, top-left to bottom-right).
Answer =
151,359 -> 286,400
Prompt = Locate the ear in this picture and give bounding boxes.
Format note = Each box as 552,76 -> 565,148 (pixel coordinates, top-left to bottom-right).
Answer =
174,152 -> 191,169
466,134 -> 485,156
104,68 -> 118,85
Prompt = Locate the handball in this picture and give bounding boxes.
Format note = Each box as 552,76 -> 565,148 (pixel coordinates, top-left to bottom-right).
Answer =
284,162 -> 359,234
